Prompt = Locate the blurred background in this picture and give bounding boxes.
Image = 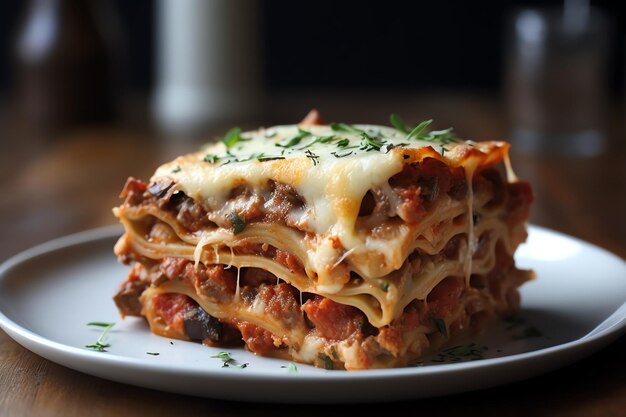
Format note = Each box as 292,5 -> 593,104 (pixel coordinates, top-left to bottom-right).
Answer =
0,0 -> 624,257
0,0 -> 624,135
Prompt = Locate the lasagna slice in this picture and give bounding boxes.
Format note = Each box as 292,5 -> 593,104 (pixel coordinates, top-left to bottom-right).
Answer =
112,112 -> 534,370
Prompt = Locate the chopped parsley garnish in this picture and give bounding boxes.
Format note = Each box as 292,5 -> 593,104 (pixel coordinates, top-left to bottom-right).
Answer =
430,343 -> 488,363
257,155 -> 286,162
222,127 -> 245,149
391,115 -> 459,145
430,317 -> 448,338
504,315 -> 545,340
426,128 -> 458,145
512,325 -> 544,340
276,128 -> 311,148
331,151 -> 353,158
207,117 -> 462,167
380,281 -> 390,292
319,354 -> 334,370
442,344 -> 487,358
389,113 -> 410,134
305,149 -> 320,166
330,122 -> 364,134
359,132 -> 386,152
228,212 -> 246,234
335,138 -> 350,148
281,362 -> 298,373
298,134 -> 336,149
380,142 -> 407,153
85,322 -> 115,352
211,351 -> 248,368
146,352 -> 160,356
406,119 -> 434,141
171,165 -> 181,173
237,152 -> 264,162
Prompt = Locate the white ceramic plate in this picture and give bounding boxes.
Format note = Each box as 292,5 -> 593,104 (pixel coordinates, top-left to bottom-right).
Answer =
0,225 -> 625,403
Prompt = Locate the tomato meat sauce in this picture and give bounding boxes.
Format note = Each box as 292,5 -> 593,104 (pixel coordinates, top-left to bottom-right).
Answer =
303,296 -> 366,340
152,293 -> 196,336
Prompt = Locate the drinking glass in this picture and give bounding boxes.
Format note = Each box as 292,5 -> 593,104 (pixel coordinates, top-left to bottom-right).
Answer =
504,4 -> 611,156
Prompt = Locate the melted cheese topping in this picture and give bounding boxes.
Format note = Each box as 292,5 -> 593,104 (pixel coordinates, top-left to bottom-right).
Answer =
153,124 -> 507,254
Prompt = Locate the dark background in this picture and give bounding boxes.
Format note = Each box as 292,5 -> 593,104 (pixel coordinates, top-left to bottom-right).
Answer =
0,0 -> 624,98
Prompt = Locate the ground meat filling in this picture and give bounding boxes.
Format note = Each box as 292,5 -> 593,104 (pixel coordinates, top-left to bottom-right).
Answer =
263,181 -> 305,223
388,158 -> 467,224
235,241 -> 305,274
302,296 -> 367,341
120,177 -> 307,234
113,264 -> 149,317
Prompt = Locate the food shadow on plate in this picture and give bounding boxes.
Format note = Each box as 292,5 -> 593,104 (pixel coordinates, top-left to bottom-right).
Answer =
411,308 -> 592,367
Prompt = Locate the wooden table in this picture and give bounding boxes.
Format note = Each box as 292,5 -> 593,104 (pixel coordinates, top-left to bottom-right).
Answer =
1,93 -> 624,416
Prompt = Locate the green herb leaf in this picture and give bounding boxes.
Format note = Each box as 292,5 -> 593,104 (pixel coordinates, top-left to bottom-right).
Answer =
228,212 -> 246,235
222,127 -> 244,149
330,123 -> 363,134
406,119 -> 433,140
87,322 -> 114,327
239,152 -> 265,162
85,322 -> 115,352
211,351 -> 232,361
276,128 -> 311,148
335,138 -> 350,148
426,128 -> 459,145
305,149 -> 320,166
512,325 -> 544,340
211,351 -> 248,368
402,118 -> 460,145
380,142 -> 408,153
430,317 -> 448,338
203,153 -> 219,163
171,165 -> 182,173
281,362 -> 298,373
297,134 -> 335,149
390,113 -> 410,134
319,354 -> 334,370
257,155 -> 286,162
359,132 -> 386,152
442,343 -> 487,357
428,343 -> 488,364
85,343 -> 110,352
380,281 -> 390,292
331,151 -> 353,158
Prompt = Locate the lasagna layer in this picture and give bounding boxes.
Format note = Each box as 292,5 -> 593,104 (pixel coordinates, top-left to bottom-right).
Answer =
112,116 -> 534,370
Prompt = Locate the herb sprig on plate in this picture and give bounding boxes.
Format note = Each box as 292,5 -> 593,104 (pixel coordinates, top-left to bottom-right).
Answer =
85,322 -> 115,352
211,351 -> 248,368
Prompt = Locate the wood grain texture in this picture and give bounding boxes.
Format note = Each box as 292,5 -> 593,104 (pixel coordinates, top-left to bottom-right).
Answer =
0,93 -> 624,416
